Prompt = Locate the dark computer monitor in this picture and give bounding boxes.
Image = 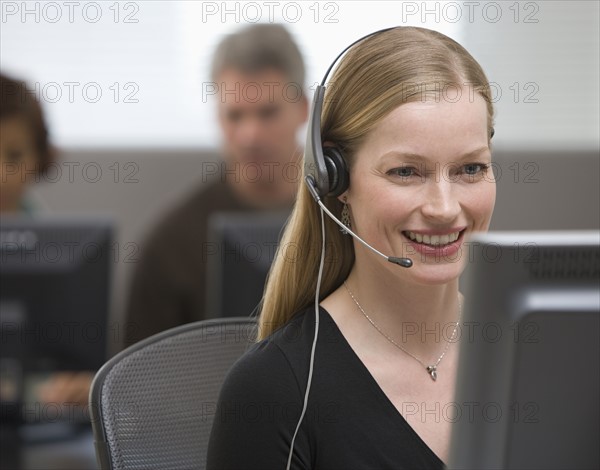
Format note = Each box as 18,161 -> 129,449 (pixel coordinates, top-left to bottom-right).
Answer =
205,211 -> 289,319
449,231 -> 600,470
0,215 -> 113,421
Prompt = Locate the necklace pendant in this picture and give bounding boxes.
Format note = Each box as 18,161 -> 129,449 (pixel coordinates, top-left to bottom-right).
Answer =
426,365 -> 437,381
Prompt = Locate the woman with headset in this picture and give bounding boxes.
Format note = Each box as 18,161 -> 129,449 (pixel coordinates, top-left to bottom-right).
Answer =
207,25 -> 496,469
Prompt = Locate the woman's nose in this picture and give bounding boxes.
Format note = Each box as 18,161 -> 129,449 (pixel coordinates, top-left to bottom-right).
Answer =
420,179 -> 461,222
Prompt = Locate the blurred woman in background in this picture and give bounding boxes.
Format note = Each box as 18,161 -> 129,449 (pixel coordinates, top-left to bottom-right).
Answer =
0,71 -> 93,408
0,72 -> 54,214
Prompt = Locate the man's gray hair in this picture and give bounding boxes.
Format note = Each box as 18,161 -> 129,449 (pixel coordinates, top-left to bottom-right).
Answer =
210,23 -> 305,88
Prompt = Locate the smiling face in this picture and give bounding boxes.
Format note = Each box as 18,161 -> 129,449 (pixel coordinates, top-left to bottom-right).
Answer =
342,89 -> 496,285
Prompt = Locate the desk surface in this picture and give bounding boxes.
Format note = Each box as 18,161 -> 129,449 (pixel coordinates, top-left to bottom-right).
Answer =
1,423 -> 97,470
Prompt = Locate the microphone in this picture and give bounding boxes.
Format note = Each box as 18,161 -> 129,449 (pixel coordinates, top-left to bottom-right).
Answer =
305,175 -> 413,268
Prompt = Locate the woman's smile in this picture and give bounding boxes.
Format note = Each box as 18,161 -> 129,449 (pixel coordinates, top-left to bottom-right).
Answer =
401,227 -> 467,257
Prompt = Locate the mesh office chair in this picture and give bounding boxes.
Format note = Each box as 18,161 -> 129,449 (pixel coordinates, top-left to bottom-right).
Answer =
89,317 -> 258,470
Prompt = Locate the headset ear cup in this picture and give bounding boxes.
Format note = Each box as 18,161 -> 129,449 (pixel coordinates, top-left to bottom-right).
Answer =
323,147 -> 350,197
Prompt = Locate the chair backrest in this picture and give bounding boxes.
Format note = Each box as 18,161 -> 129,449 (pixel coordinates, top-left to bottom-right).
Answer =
89,317 -> 257,470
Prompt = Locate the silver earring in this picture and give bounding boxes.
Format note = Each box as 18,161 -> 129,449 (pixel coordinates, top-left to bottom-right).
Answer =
340,197 -> 351,234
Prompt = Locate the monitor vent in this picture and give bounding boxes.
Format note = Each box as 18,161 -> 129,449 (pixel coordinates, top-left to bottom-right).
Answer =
527,247 -> 600,280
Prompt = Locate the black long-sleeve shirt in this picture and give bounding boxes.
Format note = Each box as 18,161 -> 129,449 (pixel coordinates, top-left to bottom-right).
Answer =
206,305 -> 446,470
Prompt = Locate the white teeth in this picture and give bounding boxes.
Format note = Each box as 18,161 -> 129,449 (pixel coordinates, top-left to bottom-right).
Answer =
404,230 -> 461,246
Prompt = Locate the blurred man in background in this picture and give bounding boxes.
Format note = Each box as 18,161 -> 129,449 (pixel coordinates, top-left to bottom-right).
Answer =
123,24 -> 308,347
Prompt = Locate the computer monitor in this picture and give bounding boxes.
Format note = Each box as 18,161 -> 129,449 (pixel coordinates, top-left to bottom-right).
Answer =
205,211 -> 289,319
449,231 -> 600,470
0,215 -> 113,421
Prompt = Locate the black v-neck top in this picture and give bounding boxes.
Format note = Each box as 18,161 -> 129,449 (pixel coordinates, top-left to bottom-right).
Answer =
206,305 -> 446,470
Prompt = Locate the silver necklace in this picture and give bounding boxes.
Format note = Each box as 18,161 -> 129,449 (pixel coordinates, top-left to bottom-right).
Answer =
343,281 -> 462,381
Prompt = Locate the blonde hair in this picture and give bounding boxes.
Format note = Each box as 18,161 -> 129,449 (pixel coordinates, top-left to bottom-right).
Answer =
257,26 -> 495,340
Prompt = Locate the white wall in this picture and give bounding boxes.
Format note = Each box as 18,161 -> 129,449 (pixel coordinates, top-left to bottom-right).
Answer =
462,0 -> 599,151
6,1 -> 597,151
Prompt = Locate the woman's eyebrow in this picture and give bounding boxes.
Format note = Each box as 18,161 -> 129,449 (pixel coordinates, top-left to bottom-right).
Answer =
380,146 -> 490,162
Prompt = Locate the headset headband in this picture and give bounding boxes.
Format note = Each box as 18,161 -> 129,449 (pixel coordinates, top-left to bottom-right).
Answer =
304,28 -> 396,198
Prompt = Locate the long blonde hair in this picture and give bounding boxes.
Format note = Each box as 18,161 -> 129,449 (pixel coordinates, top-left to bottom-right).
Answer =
257,26 -> 495,340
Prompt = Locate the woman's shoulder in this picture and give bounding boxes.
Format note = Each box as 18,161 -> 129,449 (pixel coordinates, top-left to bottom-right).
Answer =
219,305 -> 324,401
208,307 -> 318,469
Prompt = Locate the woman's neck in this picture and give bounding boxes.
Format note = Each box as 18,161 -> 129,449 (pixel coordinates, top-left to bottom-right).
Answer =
340,262 -> 463,360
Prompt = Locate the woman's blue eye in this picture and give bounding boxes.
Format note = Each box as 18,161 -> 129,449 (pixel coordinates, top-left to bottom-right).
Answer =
386,163 -> 490,179
389,167 -> 414,178
463,163 -> 489,175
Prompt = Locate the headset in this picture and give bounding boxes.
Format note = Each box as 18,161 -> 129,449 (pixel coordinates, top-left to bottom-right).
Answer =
285,26 -> 495,468
303,26 -> 416,270
285,27 -> 409,470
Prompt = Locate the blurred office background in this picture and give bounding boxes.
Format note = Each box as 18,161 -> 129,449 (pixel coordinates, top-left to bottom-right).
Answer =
1,1 -> 598,468
3,0 -> 599,348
